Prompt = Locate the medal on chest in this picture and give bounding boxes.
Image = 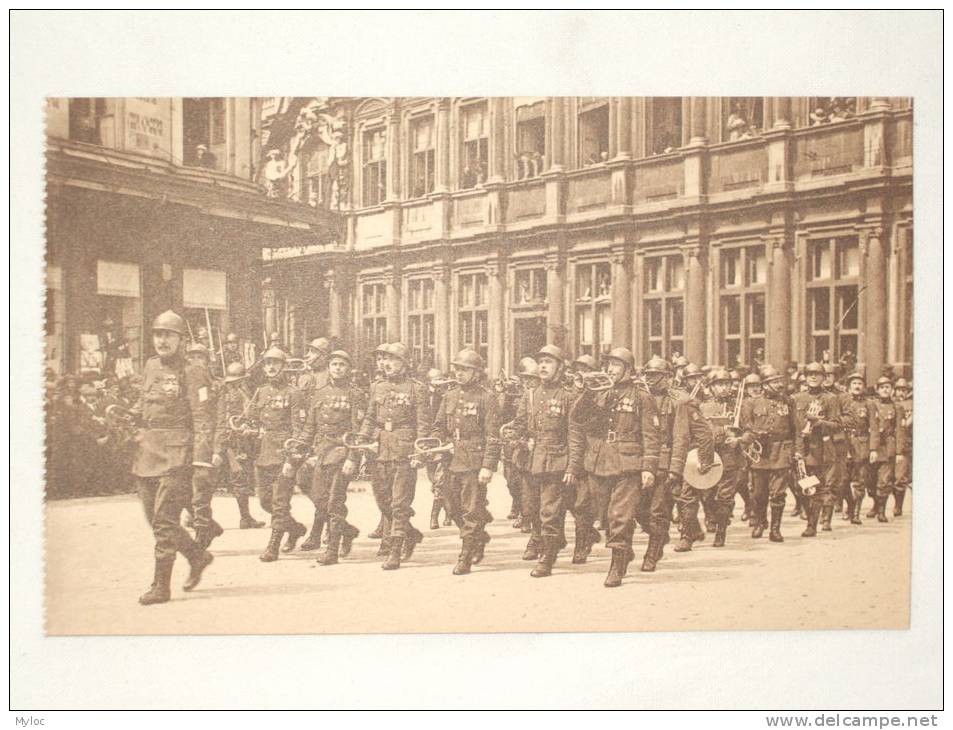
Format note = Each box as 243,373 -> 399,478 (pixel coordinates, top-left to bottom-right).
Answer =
614,396 -> 635,413
776,403 -> 789,416
159,373 -> 180,398
547,398 -> 563,417
331,394 -> 350,411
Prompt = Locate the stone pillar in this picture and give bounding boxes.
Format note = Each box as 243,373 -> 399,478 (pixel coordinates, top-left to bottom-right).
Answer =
433,263 -> 451,371
385,267 -> 401,342
487,258 -> 506,376
488,97 -> 506,183
689,96 -> 707,146
768,237 -> 792,367
435,99 -> 451,193
864,228 -> 887,381
550,97 -> 565,170
546,253 -> 565,348
870,97 -> 891,112
326,269 -> 341,339
385,109 -> 401,202
773,97 -> 792,130
683,243 -> 706,362
610,246 -> 631,349
615,96 -> 633,159
262,277 -> 278,340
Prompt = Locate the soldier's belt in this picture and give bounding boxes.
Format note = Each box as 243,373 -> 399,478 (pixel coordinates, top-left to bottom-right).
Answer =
602,430 -> 637,444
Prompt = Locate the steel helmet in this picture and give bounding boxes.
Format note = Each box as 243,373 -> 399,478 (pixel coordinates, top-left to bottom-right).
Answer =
536,344 -> 566,364
606,347 -> 636,369
518,357 -> 540,378
744,373 -> 763,386
451,348 -> 485,370
572,354 -> 598,372
804,362 -> 825,375
374,342 -> 391,356
226,332 -> 240,344
328,350 -> 352,367
186,342 -> 210,358
846,372 -> 865,384
708,368 -> 732,385
262,346 -> 287,362
309,337 -> 331,355
386,342 -> 409,363
224,363 -> 247,383
876,376 -> 893,387
894,378 -> 909,389
672,354 -> 689,369
682,362 -> 704,379
151,310 -> 187,336
643,355 -> 671,375
759,364 -> 782,383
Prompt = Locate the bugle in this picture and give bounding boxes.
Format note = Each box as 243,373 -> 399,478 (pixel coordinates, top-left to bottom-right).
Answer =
410,437 -> 454,466
103,404 -> 139,444
282,437 -> 312,461
576,371 -> 614,392
283,357 -> 308,374
727,378 -> 761,463
342,432 -> 379,455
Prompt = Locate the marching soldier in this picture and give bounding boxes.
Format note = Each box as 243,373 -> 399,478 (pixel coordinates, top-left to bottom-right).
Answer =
356,342 -> 430,570
824,363 -> 850,518
366,342 -> 391,543
792,362 -> 843,537
569,354 -> 609,537
512,357 -> 542,535
221,333 -> 244,368
734,373 -> 760,523
840,372 -> 878,525
212,362 -> 266,529
869,376 -> 900,523
426,368 -> 454,530
247,347 -> 310,562
493,367 -> 523,528
670,364 -> 717,553
893,378 -> 913,516
739,365 -> 798,543
430,349 -> 501,575
506,345 -> 584,577
301,350 -> 363,565
184,341 -> 225,549
131,310 -> 215,605
571,347 -> 660,587
293,336 -> 332,544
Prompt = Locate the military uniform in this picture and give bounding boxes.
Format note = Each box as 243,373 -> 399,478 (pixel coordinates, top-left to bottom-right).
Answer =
212,376 -> 264,527
647,384 -> 687,552
871,394 -> 900,522
427,383 -> 454,529
670,394 -> 717,551
300,375 -> 364,562
498,387 -> 524,525
894,394 -> 913,515
840,388 -> 878,524
431,376 -> 502,570
702,390 -> 749,546
739,387 -> 798,540
793,387 -> 843,534
293,367 -> 329,498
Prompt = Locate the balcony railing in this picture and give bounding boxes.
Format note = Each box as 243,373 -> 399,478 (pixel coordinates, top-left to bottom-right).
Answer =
793,121 -> 865,180
708,138 -> 768,195
632,155 -> 683,204
566,168 -> 611,214
507,180 -> 547,220
452,190 -> 488,228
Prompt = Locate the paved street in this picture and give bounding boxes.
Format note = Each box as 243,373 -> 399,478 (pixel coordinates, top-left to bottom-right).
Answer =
45,473 -> 911,635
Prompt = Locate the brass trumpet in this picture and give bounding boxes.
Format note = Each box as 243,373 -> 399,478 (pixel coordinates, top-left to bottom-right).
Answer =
342,432 -> 379,455
727,379 -> 761,463
102,404 -> 139,444
282,437 -> 312,460
430,377 -> 459,390
283,358 -> 309,373
411,437 -> 454,465
575,371 -> 614,392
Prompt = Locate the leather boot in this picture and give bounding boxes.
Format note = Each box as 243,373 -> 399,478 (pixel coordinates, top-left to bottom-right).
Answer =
522,535 -> 541,561
139,558 -> 175,605
751,504 -> 765,539
850,491 -> 864,525
238,495 -> 265,529
281,521 -> 307,553
453,540 -> 475,575
673,504 -> 692,552
821,504 -> 834,531
866,496 -> 879,518
801,500 -> 819,537
376,537 -> 391,557
572,526 -> 594,564
401,527 -> 423,560
430,500 -> 441,530
531,536 -> 557,578
604,548 -> 627,588
893,489 -> 906,517
382,537 -> 403,570
340,523 -> 359,557
183,548 -> 214,591
444,513 -> 453,527
318,527 -> 341,566
368,517 -> 384,540
512,514 -> 524,529
877,496 -> 889,523
259,528 -> 284,562
641,533 -> 661,572
713,506 -> 729,548
471,533 -> 489,565
507,497 -> 520,520
194,528 -> 210,550
841,491 -> 854,521
769,505 -> 784,542
299,515 -> 325,551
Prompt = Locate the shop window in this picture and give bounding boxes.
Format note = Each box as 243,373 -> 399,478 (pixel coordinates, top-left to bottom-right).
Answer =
579,103 -> 610,165
650,97 -> 682,154
806,236 -> 860,362
515,100 -> 546,179
88,260 -> 143,376
410,116 -> 435,198
407,278 -> 435,368
574,262 -> 612,357
183,98 -> 226,170
457,272 -> 488,363
513,268 -> 547,305
362,128 -> 387,207
643,254 -> 684,359
460,103 -> 488,189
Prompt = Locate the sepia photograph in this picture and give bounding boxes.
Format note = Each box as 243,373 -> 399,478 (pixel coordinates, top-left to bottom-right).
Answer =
11,9 -> 942,714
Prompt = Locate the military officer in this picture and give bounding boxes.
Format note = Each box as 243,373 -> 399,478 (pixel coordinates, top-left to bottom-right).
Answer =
356,342 -> 430,570
299,350 -> 363,565
739,365 -> 798,543
212,362 -> 266,529
131,310 -> 215,605
792,362 -> 843,537
893,378 -> 913,516
840,372 -> 878,525
247,347 -> 309,562
869,376 -> 900,523
670,364 -> 717,553
571,347 -> 660,587
430,349 -> 501,575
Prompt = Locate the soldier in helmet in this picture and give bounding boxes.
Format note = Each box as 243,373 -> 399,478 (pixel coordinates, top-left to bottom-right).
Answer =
823,363 -> 850,518
893,378 -> 912,516
183,341 -> 225,549
792,362 -> 844,536
568,354 -> 609,536
739,364 -> 798,543
571,347 -> 660,587
497,359 -> 534,531
366,342 -> 391,543
356,342 -> 430,570
430,349 -> 501,574
221,332 -> 243,368
868,376 -> 900,523
300,350 -> 364,565
129,311 -> 215,605
212,362 -> 266,529
298,337 -> 332,392
425,368 -> 454,530
840,372 -> 878,525
513,357 -> 542,534
671,354 -> 689,390
246,346 -> 310,562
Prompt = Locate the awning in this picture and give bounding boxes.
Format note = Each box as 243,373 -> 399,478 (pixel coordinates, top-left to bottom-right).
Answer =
97,260 -> 140,298
183,268 -> 227,310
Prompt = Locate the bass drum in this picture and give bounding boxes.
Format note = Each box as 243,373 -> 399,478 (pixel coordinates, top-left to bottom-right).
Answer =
682,449 -> 724,490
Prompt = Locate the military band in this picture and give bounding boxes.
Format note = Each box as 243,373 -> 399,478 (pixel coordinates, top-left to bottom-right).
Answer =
114,309 -> 913,604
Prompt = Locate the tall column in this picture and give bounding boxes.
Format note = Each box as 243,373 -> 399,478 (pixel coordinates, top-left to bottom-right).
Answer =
433,263 -> 451,371
385,108 -> 401,202
773,97 -> 792,130
768,237 -> 792,367
610,246 -> 631,349
385,266 -> 401,342
486,258 -> 506,376
326,268 -> 341,339
689,96 -> 708,146
435,98 -> 451,193
615,96 -> 632,159
545,252 -> 565,348
549,96 -> 565,170
864,228 -> 887,381
683,243 -> 706,362
488,97 -> 506,182
262,277 -> 278,340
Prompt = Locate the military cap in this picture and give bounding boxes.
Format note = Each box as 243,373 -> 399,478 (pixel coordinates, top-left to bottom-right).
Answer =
151,310 -> 188,336
804,362 -> 826,375
682,362 -> 704,378
451,348 -> 485,370
846,372 -> 865,384
672,354 -> 689,369
743,373 -> 763,386
894,378 -> 910,389
262,346 -> 287,362
572,354 -> 599,372
607,347 -> 636,369
759,365 -> 782,383
224,363 -> 247,383
373,342 -> 391,356
328,350 -> 352,367
536,344 -> 566,364
708,368 -> 732,384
